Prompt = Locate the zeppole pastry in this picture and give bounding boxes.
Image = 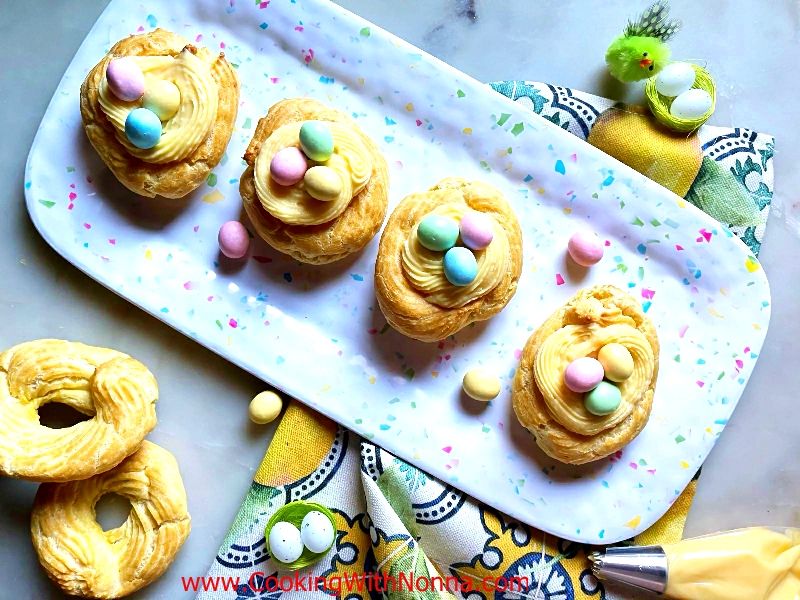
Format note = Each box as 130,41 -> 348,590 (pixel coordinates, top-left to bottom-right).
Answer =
80,28 -> 239,198
374,178 -> 522,342
240,98 -> 389,264
31,441 -> 190,599
0,339 -> 158,482
512,285 -> 659,464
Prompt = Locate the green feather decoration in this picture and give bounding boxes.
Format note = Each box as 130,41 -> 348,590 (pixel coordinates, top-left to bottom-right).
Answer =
606,2 -> 682,83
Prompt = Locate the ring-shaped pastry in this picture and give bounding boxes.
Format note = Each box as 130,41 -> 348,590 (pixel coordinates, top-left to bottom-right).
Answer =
512,285 -> 659,464
375,178 -> 523,342
31,441 -> 190,599
0,339 -> 157,482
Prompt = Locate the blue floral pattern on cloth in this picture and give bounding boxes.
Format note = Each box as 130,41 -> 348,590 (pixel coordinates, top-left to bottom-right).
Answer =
490,80 -> 774,257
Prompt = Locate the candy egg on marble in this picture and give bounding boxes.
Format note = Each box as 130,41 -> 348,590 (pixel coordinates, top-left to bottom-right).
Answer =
270,146 -> 308,186
268,521 -> 304,563
106,57 -> 145,101
670,89 -> 713,120
124,107 -> 162,149
462,367 -> 501,402
304,165 -> 342,201
417,215 -> 459,251
218,221 -> 250,259
597,343 -> 634,382
299,121 -> 334,161
248,390 -> 283,424
300,510 -> 335,554
584,381 -> 622,416
443,247 -> 478,286
564,357 -> 604,393
655,62 -> 695,97
142,79 -> 181,120
459,210 -> 494,250
567,230 -> 604,267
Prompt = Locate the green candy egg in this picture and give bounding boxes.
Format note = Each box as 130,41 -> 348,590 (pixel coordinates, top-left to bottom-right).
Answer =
416,215 -> 459,251
299,121 -> 334,162
584,381 -> 622,416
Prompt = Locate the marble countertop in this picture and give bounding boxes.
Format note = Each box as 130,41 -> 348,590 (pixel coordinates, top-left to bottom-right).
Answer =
1,1 -> 798,598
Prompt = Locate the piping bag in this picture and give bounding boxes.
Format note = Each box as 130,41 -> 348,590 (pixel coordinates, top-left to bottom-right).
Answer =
588,527 -> 800,599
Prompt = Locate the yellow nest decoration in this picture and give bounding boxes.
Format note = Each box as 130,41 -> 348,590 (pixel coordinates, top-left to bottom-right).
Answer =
645,63 -> 716,132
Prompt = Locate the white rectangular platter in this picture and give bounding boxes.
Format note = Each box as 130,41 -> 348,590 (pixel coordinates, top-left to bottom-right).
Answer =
25,0 -> 770,543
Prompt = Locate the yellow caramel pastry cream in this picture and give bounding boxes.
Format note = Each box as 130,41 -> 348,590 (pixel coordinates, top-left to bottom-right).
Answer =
664,527 -> 800,599
98,47 -> 218,164
401,204 -> 509,308
80,28 -> 239,198
512,285 -> 659,464
253,121 -> 372,225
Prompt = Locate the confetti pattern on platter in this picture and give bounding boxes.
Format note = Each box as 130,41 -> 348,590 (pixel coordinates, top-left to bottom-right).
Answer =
24,0 -> 770,544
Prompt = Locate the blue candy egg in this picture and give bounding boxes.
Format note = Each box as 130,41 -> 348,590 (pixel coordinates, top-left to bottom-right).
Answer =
417,215 -> 459,251
443,247 -> 478,286
124,107 -> 162,149
299,121 -> 334,161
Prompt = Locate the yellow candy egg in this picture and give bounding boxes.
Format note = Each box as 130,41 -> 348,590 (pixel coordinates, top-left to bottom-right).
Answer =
142,79 -> 181,121
304,166 -> 342,202
597,343 -> 634,382
462,368 -> 501,402
248,391 -> 283,424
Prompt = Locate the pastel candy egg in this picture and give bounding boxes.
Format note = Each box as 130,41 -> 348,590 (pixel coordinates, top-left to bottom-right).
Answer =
567,230 -> 604,267
300,511 -> 335,554
248,391 -> 283,424
462,368 -> 501,402
106,57 -> 145,101
597,343 -> 634,382
459,210 -> 494,250
584,381 -> 622,416
564,357 -> 604,393
268,521 -> 304,564
142,79 -> 181,120
417,215 -> 459,251
304,165 -> 342,202
655,62 -> 695,97
299,121 -> 334,161
270,147 -> 308,186
443,247 -> 478,286
670,89 -> 713,120
218,221 -> 250,259
124,107 -> 162,149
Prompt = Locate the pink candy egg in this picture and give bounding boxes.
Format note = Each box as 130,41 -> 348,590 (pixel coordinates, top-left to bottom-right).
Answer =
564,357 -> 604,393
459,210 -> 494,250
218,221 -> 250,259
567,230 -> 604,267
106,57 -> 145,102
270,147 -> 308,186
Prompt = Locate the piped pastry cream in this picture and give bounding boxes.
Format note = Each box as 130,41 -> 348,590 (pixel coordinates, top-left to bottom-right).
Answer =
512,285 -> 659,464
253,121 -> 372,225
401,204 -> 509,308
374,178 -> 523,342
80,28 -> 239,198
534,322 -> 655,436
240,98 -> 389,264
98,48 -> 218,164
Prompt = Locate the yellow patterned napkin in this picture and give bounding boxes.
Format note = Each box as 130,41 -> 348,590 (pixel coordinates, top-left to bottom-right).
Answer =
197,403 -> 694,599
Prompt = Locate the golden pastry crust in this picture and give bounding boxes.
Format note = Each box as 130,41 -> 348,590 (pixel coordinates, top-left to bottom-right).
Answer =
241,98 -> 389,264
31,441 -> 190,599
80,28 -> 239,198
375,178 -> 523,342
512,285 -> 660,464
0,339 -> 157,482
